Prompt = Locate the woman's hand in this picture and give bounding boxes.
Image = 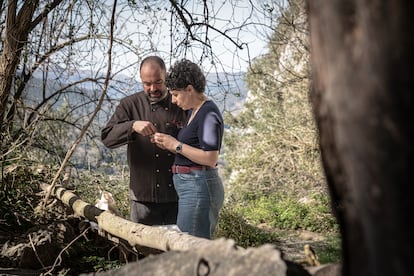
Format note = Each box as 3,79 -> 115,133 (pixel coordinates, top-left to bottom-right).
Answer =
153,132 -> 178,152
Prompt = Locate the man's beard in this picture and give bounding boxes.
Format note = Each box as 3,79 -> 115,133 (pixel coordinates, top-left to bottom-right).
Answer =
147,89 -> 167,104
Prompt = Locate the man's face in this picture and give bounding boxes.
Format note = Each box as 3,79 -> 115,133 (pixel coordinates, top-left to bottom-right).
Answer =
140,63 -> 167,103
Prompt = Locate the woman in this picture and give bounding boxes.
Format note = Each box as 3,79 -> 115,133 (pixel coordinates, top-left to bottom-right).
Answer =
153,59 -> 224,239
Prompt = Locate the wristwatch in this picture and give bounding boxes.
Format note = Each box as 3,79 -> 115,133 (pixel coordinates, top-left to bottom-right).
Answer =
175,142 -> 183,153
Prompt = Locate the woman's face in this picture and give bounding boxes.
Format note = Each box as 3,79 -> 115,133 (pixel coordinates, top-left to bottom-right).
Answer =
170,86 -> 193,110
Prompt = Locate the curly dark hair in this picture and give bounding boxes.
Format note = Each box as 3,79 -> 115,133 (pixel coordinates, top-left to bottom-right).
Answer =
165,59 -> 206,93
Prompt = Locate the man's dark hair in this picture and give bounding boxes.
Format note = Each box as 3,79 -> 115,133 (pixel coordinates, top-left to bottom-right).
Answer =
140,56 -> 166,72
166,59 -> 206,93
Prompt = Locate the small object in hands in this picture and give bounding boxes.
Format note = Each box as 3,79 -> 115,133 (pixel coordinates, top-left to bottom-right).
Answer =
304,244 -> 320,266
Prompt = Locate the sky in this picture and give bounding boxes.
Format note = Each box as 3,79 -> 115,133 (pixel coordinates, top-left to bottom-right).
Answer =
107,1 -> 280,76
189,1 -> 271,71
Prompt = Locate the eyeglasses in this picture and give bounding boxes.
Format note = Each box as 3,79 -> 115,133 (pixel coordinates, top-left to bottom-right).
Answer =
142,79 -> 164,87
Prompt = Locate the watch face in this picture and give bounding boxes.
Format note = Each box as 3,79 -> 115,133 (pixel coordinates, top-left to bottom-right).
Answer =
176,143 -> 182,153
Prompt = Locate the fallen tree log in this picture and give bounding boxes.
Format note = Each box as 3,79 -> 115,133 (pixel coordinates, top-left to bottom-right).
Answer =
50,185 -> 338,275
53,186 -> 211,252
81,240 -> 298,276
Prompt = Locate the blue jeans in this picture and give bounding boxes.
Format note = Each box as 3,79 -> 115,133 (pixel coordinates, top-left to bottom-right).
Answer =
173,167 -> 224,239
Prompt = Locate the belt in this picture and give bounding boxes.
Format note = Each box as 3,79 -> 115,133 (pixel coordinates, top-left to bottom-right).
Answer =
172,165 -> 205,174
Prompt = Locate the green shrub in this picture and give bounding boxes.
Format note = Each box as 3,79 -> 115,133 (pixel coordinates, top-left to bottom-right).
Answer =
0,164 -> 60,228
215,206 -> 279,248
74,170 -> 130,217
315,234 -> 342,264
81,256 -> 121,272
233,192 -> 338,233
216,197 -> 342,264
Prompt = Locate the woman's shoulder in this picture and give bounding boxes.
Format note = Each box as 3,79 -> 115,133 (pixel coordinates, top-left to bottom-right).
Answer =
202,99 -> 220,111
200,100 -> 223,121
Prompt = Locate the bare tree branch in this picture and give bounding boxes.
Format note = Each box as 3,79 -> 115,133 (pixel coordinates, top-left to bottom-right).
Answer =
30,0 -> 65,31
42,0 -> 118,209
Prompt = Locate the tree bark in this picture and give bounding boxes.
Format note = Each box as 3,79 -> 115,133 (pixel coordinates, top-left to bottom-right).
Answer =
0,0 -> 39,149
306,1 -> 414,275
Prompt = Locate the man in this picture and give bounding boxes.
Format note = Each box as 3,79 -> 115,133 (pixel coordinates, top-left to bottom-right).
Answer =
101,56 -> 186,225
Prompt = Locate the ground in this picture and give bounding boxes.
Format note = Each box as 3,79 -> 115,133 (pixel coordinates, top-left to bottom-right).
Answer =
0,220 -> 336,275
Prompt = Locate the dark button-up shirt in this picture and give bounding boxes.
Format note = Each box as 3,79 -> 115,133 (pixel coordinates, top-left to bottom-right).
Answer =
101,92 -> 186,202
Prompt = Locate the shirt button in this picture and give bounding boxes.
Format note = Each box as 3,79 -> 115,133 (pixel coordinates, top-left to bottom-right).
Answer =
156,169 -> 160,172
152,108 -> 156,112
154,123 -> 158,127
169,184 -> 172,187
155,154 -> 159,158
156,184 -> 160,187
167,153 -> 171,156
165,107 -> 169,110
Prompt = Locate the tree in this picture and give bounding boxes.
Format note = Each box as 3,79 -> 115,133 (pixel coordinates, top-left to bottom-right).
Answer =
0,1 -> 276,167
306,1 -> 414,275
224,0 -> 323,199
0,0 -> 111,163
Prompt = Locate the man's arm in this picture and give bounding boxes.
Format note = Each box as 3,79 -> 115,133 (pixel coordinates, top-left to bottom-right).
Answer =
101,102 -> 135,149
101,102 -> 157,148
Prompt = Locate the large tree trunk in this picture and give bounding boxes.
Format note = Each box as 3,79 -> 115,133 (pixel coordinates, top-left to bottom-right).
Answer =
0,0 -> 39,149
306,1 -> 414,275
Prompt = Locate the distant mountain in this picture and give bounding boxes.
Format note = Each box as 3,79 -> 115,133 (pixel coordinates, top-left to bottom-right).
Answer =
23,69 -> 248,117
20,70 -> 247,170
108,71 -> 248,114
205,72 -> 248,114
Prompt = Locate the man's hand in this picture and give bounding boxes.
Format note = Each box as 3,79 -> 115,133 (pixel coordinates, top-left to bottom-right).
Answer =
132,121 -> 157,137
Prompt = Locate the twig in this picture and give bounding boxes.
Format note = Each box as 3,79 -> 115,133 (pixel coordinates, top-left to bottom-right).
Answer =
42,226 -> 92,276
28,233 -> 47,270
42,0 -> 118,209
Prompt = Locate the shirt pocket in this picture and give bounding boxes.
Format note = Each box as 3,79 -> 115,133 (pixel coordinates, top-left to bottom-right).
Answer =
164,120 -> 183,136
